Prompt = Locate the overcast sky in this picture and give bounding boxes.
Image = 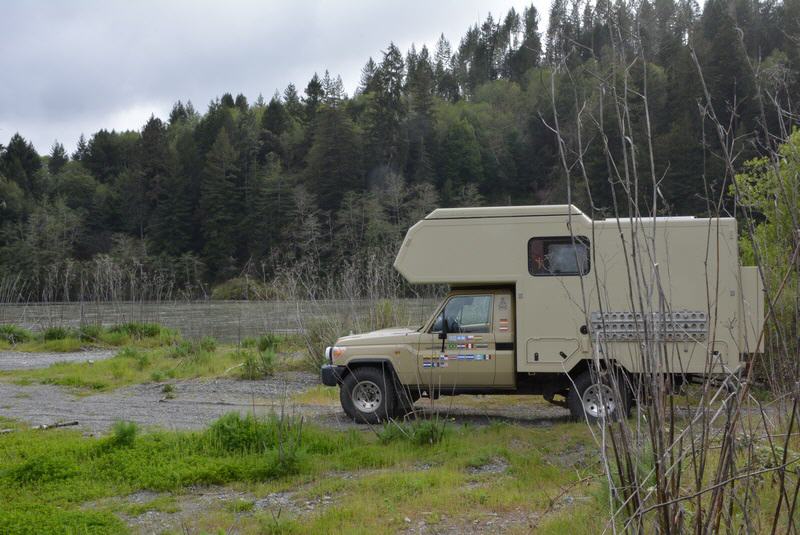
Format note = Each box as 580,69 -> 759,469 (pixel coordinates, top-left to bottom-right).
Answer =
1,0 -> 550,154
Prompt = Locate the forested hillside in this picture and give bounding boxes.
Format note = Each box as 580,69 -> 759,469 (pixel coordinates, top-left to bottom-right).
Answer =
1,0 -> 798,300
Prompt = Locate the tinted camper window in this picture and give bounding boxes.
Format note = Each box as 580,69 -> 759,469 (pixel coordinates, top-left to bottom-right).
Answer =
528,237 -> 590,276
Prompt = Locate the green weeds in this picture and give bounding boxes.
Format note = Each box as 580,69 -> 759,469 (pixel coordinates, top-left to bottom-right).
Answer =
378,418 -> 448,446
0,322 -> 175,352
0,325 -> 33,345
0,415 -> 602,534
240,349 -> 277,379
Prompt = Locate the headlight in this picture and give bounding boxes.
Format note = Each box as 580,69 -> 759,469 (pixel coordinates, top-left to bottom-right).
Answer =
331,346 -> 347,360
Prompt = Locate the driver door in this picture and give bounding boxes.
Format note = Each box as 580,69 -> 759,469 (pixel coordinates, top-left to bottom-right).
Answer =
420,294 -> 495,389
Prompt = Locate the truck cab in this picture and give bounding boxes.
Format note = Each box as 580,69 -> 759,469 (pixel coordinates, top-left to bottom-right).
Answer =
320,205 -> 764,424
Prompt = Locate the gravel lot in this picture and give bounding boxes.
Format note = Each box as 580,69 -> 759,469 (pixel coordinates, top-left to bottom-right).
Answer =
0,350 -> 569,433
0,349 -> 117,371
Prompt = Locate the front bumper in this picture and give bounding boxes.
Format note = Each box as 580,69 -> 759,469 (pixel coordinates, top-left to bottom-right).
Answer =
321,364 -> 346,386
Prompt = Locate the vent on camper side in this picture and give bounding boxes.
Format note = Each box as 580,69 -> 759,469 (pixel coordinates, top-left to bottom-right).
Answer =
590,311 -> 708,342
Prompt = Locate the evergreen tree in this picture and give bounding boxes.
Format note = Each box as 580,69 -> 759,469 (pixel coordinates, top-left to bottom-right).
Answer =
437,117 -> 483,202
364,43 -> 407,171
359,57 -> 378,93
1,134 -> 42,197
262,94 -> 290,136
48,141 -> 68,175
72,134 -> 88,162
509,6 -> 541,80
304,73 -> 325,123
283,83 -> 304,120
306,106 -> 363,209
198,128 -> 239,278
434,34 -> 459,101
169,101 -> 189,125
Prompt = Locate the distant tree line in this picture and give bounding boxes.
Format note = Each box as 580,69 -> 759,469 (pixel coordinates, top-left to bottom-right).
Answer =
1,0 -> 798,299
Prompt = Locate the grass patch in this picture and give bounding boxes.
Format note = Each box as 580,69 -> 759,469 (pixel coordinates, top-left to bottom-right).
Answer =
0,340 -> 297,392
378,418 -> 449,446
0,322 -> 177,353
0,415 -> 602,535
292,385 -> 340,405
124,495 -> 180,516
0,325 -> 33,344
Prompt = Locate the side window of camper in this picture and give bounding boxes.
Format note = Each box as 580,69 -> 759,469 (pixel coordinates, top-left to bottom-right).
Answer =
528,236 -> 590,276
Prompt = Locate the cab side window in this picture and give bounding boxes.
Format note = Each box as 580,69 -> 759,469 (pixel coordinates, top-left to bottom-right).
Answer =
528,236 -> 590,276
431,295 -> 493,333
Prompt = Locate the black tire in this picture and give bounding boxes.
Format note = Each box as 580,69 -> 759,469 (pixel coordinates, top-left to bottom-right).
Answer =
567,369 -> 631,424
339,366 -> 396,424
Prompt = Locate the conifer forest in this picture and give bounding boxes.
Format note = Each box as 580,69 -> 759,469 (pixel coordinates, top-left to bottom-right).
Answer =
1,0 -> 798,301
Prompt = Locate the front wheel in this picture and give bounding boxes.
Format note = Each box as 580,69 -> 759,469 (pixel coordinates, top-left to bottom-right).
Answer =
567,370 -> 630,424
340,367 -> 396,424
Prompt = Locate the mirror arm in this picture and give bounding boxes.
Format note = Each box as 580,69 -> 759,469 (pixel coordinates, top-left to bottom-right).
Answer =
439,314 -> 448,352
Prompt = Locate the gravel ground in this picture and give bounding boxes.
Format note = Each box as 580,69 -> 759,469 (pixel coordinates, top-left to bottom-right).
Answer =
0,375 -> 569,433
0,373 -> 333,433
0,349 -> 569,433
0,349 -> 117,371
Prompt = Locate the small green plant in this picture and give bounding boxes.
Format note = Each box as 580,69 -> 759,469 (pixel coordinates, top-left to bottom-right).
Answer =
161,384 -> 175,399
109,322 -> 164,339
205,412 -> 303,457
167,340 -> 193,359
257,333 -> 281,352
378,419 -> 448,446
240,350 -> 276,380
0,324 -> 33,344
107,421 -> 139,448
199,336 -> 217,352
225,499 -> 255,513
43,326 -> 71,341
117,347 -> 150,370
77,324 -> 103,342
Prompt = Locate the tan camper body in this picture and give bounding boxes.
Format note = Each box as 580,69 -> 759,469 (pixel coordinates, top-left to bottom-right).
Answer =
393,204 -> 764,376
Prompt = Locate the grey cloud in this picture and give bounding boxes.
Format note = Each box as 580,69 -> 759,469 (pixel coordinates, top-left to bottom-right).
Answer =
0,0 -> 548,152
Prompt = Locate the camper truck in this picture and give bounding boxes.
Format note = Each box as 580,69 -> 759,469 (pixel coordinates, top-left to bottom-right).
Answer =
320,205 -> 764,423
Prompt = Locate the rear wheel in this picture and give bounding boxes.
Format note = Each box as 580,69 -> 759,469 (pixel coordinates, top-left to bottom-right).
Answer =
567,370 -> 630,423
340,367 -> 396,424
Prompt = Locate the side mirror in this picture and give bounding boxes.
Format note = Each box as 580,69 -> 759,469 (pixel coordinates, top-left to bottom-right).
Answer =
436,314 -> 448,339
438,315 -> 448,350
